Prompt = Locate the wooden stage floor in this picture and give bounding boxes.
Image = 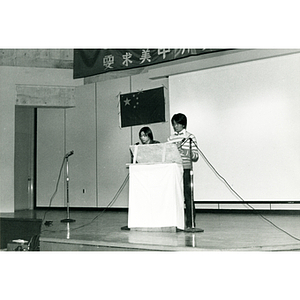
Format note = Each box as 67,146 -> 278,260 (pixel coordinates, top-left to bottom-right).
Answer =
7,209 -> 300,251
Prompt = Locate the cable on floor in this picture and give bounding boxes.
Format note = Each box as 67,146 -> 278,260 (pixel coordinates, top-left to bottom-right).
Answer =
194,141 -> 300,242
70,173 -> 130,231
41,156 -> 66,225
41,173 -> 130,233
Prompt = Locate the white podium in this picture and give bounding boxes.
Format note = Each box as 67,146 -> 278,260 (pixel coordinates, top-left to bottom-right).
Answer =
128,163 -> 185,231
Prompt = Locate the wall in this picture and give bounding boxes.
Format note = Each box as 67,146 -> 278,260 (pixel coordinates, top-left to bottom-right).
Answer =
36,73 -> 169,208
37,108 -> 66,207
14,106 -> 35,210
0,66 -> 82,212
96,73 -> 169,208
96,78 -> 130,208
35,50 -> 300,210
66,84 -> 97,207
169,53 -> 300,210
0,67 -> 15,212
3,50 -> 300,212
0,49 -> 73,69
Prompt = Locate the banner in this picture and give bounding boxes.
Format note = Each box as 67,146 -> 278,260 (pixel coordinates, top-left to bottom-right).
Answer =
73,48 -> 227,79
120,87 -> 165,128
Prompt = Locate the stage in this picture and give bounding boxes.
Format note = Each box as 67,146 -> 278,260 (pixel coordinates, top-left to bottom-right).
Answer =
2,209 -> 300,251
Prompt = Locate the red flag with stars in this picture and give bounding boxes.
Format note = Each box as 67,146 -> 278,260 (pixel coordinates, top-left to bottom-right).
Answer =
120,87 -> 165,128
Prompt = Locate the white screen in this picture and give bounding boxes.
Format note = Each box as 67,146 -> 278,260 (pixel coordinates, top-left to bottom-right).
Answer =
169,53 -> 300,204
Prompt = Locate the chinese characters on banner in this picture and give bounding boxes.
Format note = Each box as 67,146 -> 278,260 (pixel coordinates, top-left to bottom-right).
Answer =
120,87 -> 165,128
73,49 -> 226,79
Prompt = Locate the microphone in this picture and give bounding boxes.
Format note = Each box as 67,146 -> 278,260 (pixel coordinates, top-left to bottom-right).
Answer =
65,150 -> 74,158
179,138 -> 188,147
179,137 -> 192,148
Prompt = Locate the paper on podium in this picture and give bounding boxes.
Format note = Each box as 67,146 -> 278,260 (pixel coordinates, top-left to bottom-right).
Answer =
130,142 -> 182,164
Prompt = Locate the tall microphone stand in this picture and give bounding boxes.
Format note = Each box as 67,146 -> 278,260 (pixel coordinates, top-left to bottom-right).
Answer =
182,138 -> 204,233
61,151 -> 76,223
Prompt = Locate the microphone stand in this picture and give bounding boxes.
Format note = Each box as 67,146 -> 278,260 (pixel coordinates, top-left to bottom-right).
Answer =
181,138 -> 204,233
61,152 -> 76,223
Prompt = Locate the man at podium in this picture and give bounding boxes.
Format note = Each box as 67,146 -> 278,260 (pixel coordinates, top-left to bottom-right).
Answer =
168,113 -> 199,229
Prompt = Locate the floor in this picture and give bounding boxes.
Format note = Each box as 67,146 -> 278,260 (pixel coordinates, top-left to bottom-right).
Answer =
5,209 -> 300,251
1,209 -> 299,300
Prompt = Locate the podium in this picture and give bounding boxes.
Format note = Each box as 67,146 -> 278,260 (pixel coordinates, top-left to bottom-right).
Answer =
128,143 -> 185,231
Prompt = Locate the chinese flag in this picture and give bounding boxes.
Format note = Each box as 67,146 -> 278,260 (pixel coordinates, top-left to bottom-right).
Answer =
120,87 -> 165,128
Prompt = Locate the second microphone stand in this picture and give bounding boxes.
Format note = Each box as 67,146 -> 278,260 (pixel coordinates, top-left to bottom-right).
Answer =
61,151 -> 76,223
182,138 -> 204,233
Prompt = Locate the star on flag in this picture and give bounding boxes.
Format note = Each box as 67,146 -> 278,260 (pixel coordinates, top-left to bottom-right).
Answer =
124,98 -> 131,106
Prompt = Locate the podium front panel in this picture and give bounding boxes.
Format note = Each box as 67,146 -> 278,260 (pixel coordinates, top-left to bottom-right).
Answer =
128,163 -> 184,230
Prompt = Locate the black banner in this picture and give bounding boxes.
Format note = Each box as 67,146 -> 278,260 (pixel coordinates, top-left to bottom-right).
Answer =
73,48 -> 226,79
120,87 -> 165,128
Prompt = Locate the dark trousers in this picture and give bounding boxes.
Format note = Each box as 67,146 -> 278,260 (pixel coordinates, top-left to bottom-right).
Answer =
183,169 -> 196,228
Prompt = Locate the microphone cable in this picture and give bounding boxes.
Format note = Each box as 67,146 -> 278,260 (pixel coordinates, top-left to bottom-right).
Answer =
41,155 -> 66,226
42,172 -> 130,233
191,139 -> 300,242
30,154 -> 66,247
70,173 -> 129,231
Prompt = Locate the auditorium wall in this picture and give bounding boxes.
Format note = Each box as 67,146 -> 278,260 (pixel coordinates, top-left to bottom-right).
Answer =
2,50 -> 300,212
37,73 -> 169,208
0,66 -> 82,212
36,50 -> 300,210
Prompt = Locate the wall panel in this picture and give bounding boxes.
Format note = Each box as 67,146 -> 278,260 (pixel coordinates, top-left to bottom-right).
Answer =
130,73 -> 170,144
96,77 -> 131,208
66,84 -> 96,207
14,106 -> 35,210
37,108 -> 65,207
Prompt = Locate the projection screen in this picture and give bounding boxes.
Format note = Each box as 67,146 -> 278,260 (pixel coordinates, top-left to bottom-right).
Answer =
169,53 -> 300,209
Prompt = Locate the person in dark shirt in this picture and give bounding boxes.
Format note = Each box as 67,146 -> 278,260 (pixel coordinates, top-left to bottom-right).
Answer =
130,127 -> 160,163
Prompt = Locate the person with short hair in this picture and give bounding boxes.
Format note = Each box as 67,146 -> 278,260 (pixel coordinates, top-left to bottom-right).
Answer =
168,113 -> 199,228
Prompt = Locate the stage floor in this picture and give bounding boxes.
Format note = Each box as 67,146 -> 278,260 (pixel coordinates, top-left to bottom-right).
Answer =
5,209 -> 300,251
